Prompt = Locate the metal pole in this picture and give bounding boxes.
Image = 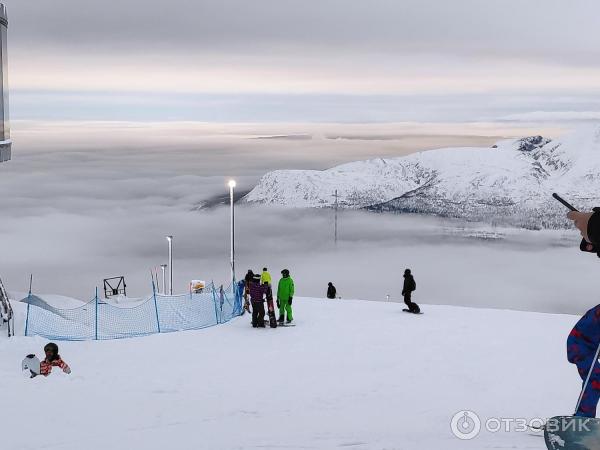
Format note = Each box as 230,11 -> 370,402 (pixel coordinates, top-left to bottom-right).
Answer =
166,236 -> 173,295
334,189 -> 338,245
229,180 -> 236,287
95,287 -> 98,341
160,264 -> 167,295
574,341 -> 600,414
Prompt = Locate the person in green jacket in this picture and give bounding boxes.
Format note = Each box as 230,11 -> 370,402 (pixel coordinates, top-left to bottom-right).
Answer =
260,267 -> 272,286
277,269 -> 294,324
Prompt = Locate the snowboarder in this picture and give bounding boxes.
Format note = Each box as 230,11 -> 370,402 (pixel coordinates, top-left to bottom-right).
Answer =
277,269 -> 295,324
402,269 -> 420,314
327,282 -> 337,299
566,208 -> 600,417
260,267 -> 272,286
248,274 -> 267,327
29,343 -> 71,378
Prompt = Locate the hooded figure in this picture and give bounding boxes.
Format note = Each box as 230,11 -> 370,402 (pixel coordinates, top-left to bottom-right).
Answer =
327,282 -> 337,299
402,269 -> 420,314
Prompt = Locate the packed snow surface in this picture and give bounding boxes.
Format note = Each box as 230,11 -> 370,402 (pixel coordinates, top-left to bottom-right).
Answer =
245,126 -> 600,228
0,297 -> 581,449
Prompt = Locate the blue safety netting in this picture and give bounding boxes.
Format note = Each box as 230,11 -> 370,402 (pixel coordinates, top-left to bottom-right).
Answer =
23,282 -> 243,341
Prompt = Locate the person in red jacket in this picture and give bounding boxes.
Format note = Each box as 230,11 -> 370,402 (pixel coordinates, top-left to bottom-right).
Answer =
38,342 -> 71,377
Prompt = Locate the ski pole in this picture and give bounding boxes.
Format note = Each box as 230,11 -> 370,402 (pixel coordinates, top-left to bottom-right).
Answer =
574,341 -> 600,415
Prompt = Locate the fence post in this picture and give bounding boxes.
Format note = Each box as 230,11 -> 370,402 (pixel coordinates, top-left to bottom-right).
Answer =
211,282 -> 220,324
24,275 -> 33,336
152,281 -> 161,333
95,287 -> 98,341
24,302 -> 30,336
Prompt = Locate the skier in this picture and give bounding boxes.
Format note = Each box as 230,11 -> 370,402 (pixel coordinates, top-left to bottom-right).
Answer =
260,267 -> 272,286
402,269 -> 420,314
248,274 -> 267,327
277,269 -> 295,324
327,282 -> 337,299
566,208 -> 600,417
29,343 -> 71,378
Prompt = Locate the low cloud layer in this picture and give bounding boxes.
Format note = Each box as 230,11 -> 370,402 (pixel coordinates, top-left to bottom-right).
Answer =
0,121 -> 588,315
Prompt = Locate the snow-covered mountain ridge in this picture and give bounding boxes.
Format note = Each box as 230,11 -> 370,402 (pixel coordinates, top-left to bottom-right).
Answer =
244,126 -> 600,229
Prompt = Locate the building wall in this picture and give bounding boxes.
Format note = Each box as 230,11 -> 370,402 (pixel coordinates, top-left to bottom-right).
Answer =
0,3 -> 10,163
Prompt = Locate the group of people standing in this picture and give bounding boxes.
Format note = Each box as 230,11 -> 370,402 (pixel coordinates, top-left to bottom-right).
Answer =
242,267 -> 295,328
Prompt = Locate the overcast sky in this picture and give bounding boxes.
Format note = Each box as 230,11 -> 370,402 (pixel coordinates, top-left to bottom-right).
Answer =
4,0 -> 600,121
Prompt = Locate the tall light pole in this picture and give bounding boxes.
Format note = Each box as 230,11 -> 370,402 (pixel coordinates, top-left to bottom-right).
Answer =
333,189 -> 339,245
228,179 -> 236,287
160,264 -> 167,295
166,236 -> 173,295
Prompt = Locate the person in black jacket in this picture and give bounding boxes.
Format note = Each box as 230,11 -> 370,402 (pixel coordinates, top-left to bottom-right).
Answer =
326,282 -> 337,299
402,269 -> 420,313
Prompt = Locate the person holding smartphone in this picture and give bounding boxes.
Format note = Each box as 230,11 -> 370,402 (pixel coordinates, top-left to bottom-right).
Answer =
566,206 -> 600,416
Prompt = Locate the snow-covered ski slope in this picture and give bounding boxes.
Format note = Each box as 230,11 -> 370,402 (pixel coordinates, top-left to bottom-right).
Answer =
0,298 -> 581,449
245,125 -> 600,229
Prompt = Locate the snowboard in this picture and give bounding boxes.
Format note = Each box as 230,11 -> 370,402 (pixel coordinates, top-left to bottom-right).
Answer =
278,322 -> 296,327
266,298 -> 278,328
22,354 -> 41,377
402,308 -> 423,315
544,415 -> 600,449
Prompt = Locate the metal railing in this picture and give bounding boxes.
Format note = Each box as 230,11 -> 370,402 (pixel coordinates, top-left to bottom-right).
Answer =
0,276 -> 14,337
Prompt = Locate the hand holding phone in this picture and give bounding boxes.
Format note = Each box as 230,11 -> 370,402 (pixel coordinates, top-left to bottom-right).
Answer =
552,193 -> 578,211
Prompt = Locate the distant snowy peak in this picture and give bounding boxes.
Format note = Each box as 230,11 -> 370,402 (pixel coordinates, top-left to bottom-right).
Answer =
244,126 -> 600,229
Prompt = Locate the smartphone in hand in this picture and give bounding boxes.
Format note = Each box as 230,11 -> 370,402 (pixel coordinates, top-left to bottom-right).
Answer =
552,193 -> 578,211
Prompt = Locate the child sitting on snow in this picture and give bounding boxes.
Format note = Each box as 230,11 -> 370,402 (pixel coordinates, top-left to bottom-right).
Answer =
29,342 -> 71,378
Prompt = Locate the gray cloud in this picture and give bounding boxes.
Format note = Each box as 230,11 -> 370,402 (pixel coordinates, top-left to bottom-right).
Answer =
4,0 -> 600,66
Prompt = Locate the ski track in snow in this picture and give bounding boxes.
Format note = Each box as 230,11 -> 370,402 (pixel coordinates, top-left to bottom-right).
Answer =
0,298 -> 580,449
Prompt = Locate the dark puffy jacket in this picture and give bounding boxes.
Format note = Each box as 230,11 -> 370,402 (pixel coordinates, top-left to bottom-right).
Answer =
402,274 -> 416,295
327,284 -> 336,299
248,282 -> 266,303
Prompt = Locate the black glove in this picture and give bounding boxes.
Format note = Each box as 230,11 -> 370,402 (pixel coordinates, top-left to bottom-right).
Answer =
26,354 -> 35,359
276,299 -> 280,308
289,297 -> 293,305
580,238 -> 598,254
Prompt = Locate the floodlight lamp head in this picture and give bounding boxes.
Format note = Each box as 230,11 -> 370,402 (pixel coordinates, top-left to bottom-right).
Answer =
166,235 -> 173,242
228,180 -> 236,188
